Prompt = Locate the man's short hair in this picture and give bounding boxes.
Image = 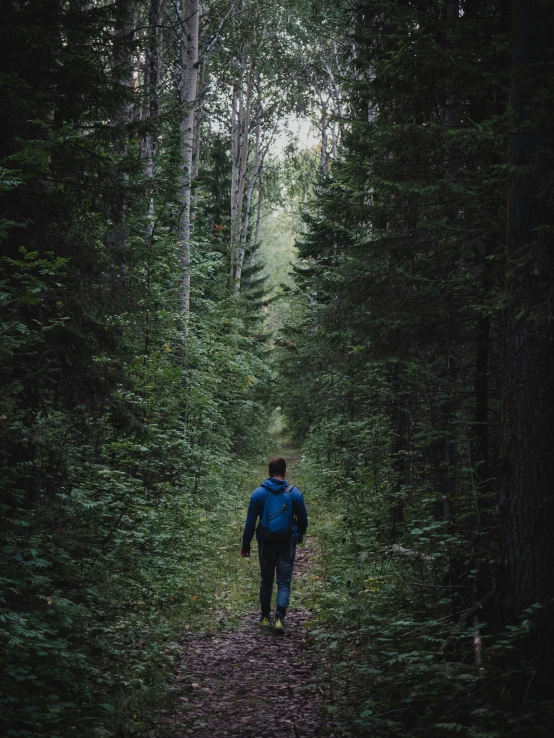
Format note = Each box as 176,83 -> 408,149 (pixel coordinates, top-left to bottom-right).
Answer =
268,457 -> 286,477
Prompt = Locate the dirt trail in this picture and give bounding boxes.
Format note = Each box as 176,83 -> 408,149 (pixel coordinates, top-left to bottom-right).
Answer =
150,541 -> 339,738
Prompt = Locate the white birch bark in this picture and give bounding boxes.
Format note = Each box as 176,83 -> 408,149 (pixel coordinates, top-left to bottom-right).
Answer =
312,76 -> 331,177
142,0 -> 163,219
230,58 -> 254,292
179,0 -> 200,334
253,170 -> 263,250
319,109 -> 329,175
192,58 -> 204,181
324,55 -> 342,163
237,77 -> 262,284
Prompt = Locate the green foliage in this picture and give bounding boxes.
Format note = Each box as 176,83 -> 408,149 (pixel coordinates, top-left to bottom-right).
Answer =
300,451 -> 552,738
0,1 -> 277,735
277,0 -> 554,735
2,0 -> 553,735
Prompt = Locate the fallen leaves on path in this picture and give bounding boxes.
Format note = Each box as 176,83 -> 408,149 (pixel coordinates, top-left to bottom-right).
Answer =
150,544 -> 346,737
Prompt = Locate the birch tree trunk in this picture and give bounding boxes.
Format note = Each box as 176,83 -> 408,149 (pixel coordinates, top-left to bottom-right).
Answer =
192,58 -> 204,181
179,0 -> 200,334
190,56 -> 204,230
324,52 -> 342,163
142,0 -> 163,211
140,0 -> 163,360
253,171 -> 264,250
319,109 -> 329,175
238,76 -> 262,278
230,58 -> 254,293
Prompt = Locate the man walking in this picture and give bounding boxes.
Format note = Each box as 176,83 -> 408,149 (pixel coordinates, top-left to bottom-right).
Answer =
241,457 -> 308,632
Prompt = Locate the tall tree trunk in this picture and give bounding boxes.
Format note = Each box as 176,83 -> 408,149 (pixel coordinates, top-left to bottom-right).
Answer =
324,53 -> 342,163
190,57 -> 205,229
230,58 -> 254,292
141,0 -> 163,361
142,0 -> 163,206
179,0 -> 200,336
192,58 -> 204,181
499,0 -> 554,669
253,169 -> 264,250
238,76 -> 262,279
142,0 -> 163,174
319,109 -> 329,175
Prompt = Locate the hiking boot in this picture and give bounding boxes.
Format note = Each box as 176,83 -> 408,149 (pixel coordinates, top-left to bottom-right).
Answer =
274,617 -> 285,634
259,615 -> 270,626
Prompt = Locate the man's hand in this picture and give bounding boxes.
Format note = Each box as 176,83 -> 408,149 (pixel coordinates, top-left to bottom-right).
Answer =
240,546 -> 251,558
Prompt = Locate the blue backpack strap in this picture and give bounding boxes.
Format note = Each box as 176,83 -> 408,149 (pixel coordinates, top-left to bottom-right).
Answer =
262,484 -> 293,519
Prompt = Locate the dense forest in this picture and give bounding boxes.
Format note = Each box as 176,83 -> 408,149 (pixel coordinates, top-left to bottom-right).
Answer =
1,1 -> 553,736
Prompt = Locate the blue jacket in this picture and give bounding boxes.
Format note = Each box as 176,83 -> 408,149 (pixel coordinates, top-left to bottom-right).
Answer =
242,478 -> 308,548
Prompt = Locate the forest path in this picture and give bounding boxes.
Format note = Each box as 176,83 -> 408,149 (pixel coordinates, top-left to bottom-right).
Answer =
149,448 -> 341,738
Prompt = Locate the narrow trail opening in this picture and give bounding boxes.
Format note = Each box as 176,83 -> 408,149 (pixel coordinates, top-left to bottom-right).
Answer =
149,448 -> 341,738
157,542 -> 332,737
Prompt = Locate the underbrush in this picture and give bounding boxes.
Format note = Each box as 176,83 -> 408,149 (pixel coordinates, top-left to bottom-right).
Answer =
0,325 -> 274,738
0,447 -> 271,738
296,451 -> 554,738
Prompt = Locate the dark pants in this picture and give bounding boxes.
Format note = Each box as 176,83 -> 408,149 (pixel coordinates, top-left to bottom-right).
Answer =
258,538 -> 296,619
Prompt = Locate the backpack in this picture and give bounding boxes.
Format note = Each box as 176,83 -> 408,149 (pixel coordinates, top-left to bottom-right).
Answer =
260,484 -> 294,541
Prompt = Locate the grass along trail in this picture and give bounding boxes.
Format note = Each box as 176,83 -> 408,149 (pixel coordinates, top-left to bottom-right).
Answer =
147,448 -> 343,737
